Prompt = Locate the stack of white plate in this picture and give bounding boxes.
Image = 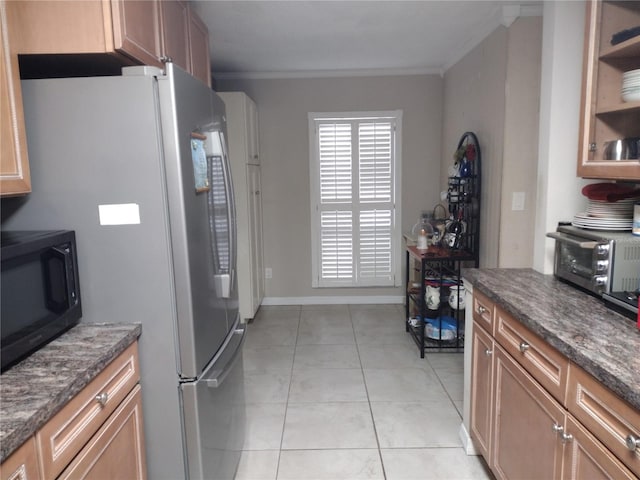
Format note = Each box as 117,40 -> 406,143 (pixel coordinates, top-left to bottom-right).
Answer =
572,198 -> 638,230
622,69 -> 640,102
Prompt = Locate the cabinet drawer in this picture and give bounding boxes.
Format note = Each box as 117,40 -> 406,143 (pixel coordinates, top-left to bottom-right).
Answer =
567,363 -> 640,477
494,306 -> 568,404
36,342 -> 140,479
0,437 -> 40,480
59,385 -> 146,480
472,290 -> 494,333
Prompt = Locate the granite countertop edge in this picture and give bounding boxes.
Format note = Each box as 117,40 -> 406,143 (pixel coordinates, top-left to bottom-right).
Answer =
0,323 -> 141,463
462,268 -> 640,411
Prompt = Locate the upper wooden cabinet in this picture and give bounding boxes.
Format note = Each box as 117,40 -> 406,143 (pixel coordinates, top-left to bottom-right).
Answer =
577,1 -> 640,180
160,0 -> 190,72
0,0 -> 30,196
7,0 -> 210,85
7,0 -> 162,66
187,6 -> 211,87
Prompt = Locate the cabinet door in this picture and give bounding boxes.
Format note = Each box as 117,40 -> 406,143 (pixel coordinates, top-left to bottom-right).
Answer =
187,6 -> 211,87
492,345 -> 564,480
111,0 -> 162,68
0,437 -> 40,480
563,414 -> 637,480
59,385 -> 147,480
0,2 -> 31,196
159,0 -> 190,72
248,164 -> 264,313
247,98 -> 260,165
577,1 -> 640,180
470,321 -> 494,463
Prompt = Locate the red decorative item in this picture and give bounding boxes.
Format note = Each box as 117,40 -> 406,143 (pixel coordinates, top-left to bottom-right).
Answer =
465,144 -> 476,162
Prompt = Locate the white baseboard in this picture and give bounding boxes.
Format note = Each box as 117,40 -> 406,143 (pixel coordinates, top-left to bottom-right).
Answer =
261,296 -> 404,306
459,423 -> 479,456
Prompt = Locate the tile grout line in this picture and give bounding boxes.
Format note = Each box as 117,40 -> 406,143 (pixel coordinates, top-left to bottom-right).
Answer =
274,305 -> 302,480
348,304 -> 388,480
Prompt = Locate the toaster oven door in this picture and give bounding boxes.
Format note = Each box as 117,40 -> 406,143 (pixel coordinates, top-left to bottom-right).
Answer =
547,231 -> 611,295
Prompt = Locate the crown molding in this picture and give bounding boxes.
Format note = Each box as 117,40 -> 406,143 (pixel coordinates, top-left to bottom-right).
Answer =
213,66 -> 443,81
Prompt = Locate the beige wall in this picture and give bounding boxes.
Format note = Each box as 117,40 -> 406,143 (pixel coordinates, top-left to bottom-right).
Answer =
217,75 -> 443,301
441,17 -> 543,268
499,17 -> 543,267
441,26 -> 508,268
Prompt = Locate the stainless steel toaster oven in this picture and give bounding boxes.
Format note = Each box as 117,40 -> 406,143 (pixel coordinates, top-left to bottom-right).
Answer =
547,225 -> 640,296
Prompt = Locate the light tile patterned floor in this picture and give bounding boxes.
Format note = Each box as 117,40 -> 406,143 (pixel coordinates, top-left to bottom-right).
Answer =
236,305 -> 493,480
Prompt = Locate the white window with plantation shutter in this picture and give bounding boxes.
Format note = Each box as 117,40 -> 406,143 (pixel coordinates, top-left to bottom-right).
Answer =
309,111 -> 402,288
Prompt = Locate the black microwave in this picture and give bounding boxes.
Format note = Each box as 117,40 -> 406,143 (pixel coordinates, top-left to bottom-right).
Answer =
1,230 -> 82,371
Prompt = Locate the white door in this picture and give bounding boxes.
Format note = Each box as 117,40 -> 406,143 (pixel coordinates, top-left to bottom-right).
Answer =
247,164 -> 264,313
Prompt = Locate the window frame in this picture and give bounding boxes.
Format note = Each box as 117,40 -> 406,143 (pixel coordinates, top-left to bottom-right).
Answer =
308,110 -> 403,288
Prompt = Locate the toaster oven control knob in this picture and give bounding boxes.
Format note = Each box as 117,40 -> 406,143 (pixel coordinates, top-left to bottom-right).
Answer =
595,260 -> 609,272
594,276 -> 607,287
596,244 -> 609,255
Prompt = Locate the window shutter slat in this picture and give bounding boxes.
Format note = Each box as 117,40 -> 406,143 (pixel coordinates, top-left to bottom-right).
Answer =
319,123 -> 352,203
359,209 -> 392,279
359,122 -> 392,203
320,210 -> 353,280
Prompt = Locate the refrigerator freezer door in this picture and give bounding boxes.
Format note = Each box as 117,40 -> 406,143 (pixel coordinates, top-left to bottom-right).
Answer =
180,320 -> 246,479
15,74 -> 188,478
158,64 -> 231,378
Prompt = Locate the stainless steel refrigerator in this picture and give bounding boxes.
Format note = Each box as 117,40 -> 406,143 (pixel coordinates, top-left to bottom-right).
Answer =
4,64 -> 245,479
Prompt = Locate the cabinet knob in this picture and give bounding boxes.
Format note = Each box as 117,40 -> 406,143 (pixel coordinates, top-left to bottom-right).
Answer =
552,423 -> 563,434
95,392 -> 109,407
519,341 -> 530,353
484,348 -> 492,356
477,305 -> 487,314
626,434 -> 640,451
560,432 -> 573,444
159,55 -> 173,63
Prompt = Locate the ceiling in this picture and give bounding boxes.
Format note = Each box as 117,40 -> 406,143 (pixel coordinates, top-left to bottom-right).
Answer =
192,1 -> 542,79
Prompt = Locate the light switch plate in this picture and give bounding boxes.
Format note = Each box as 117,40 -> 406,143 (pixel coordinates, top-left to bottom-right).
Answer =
512,192 -> 525,211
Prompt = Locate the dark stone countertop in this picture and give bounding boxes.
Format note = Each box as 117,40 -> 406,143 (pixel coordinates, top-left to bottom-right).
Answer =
462,268 -> 640,411
0,323 -> 141,463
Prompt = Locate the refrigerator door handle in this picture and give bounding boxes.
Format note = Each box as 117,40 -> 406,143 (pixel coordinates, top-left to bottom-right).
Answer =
202,324 -> 246,389
204,130 -> 235,298
220,132 -> 238,287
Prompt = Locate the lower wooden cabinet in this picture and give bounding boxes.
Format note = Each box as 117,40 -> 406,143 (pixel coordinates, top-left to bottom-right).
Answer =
563,415 -> 637,480
0,342 -> 146,480
567,363 -> 640,477
470,321 -> 494,463
59,385 -> 146,479
0,438 -> 40,480
470,292 -> 640,480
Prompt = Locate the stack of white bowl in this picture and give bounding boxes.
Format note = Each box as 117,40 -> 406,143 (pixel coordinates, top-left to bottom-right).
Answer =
622,69 -> 640,102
